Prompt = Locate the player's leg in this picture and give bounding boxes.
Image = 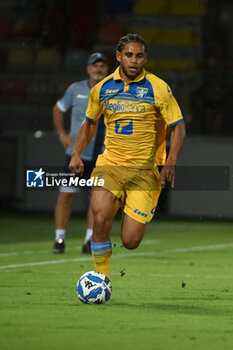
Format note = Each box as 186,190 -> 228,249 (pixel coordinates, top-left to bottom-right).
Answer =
53,153 -> 78,253
53,190 -> 76,253
90,188 -> 120,278
55,191 -> 76,229
121,168 -> 161,250
82,159 -> 95,253
121,214 -> 147,249
87,202 -> 94,229
82,203 -> 93,254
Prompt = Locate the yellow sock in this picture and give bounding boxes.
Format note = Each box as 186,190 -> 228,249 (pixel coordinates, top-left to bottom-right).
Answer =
92,253 -> 112,279
90,241 -> 112,279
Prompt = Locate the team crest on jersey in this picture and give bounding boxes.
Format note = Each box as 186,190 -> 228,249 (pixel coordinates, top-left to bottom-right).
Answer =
136,87 -> 148,99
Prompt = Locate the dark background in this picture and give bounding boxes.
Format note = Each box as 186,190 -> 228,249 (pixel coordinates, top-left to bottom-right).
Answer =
0,0 -> 232,218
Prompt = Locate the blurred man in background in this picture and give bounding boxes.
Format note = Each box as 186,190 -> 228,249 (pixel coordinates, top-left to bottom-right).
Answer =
52,53 -> 108,254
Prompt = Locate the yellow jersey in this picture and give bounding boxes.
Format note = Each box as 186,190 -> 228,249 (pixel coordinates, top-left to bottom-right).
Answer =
85,67 -> 183,167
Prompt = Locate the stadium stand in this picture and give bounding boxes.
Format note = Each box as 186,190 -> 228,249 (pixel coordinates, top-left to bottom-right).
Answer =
35,48 -> 61,69
102,0 -> 131,14
0,51 -> 7,65
8,48 -> 34,67
27,80 -> 54,103
11,17 -> 38,39
130,0 -> 206,71
0,80 -> 26,102
132,0 -> 207,15
131,29 -> 202,46
0,0 -> 18,10
69,13 -> 95,50
64,49 -> 89,71
0,0 -> 231,139
0,18 -> 12,39
98,21 -> 124,44
39,1 -> 66,48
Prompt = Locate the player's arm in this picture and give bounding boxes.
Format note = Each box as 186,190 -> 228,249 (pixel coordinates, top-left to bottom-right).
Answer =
160,120 -> 185,188
52,104 -> 74,149
70,83 -> 103,175
69,119 -> 98,175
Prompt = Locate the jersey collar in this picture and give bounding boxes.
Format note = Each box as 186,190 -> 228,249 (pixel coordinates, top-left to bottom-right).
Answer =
113,66 -> 146,83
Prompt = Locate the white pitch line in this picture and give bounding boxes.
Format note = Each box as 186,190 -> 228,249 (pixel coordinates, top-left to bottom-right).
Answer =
141,239 -> 161,245
0,256 -> 93,269
0,246 -> 82,258
0,239 -> 160,258
163,243 -> 233,253
0,243 -> 233,270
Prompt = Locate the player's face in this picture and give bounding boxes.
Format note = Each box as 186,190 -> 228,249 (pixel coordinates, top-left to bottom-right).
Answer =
87,61 -> 108,83
116,42 -> 147,82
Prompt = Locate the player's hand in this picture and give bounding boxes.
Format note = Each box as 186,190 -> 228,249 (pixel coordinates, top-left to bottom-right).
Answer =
160,165 -> 175,189
59,134 -> 74,150
69,155 -> 84,176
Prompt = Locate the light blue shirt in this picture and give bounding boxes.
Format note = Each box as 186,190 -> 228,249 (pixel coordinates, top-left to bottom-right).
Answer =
57,80 -> 103,160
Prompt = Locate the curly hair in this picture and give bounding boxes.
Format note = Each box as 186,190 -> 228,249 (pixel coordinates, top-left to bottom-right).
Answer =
116,33 -> 147,53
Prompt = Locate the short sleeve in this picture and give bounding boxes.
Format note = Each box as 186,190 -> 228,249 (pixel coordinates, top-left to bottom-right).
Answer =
85,84 -> 104,122
57,84 -> 74,112
158,84 -> 183,127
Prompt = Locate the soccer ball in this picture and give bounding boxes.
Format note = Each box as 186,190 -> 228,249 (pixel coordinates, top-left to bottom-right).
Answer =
77,271 -> 112,304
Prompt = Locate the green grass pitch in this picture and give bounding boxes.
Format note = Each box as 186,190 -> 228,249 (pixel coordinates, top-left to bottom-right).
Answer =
0,212 -> 233,350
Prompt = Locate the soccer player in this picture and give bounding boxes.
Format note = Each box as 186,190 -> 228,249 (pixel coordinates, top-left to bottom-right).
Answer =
53,53 -> 108,254
69,34 -> 186,277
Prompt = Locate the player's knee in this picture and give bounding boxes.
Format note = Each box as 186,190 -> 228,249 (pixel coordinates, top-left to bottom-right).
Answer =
92,212 -> 112,242
122,236 -> 141,250
94,211 -> 111,231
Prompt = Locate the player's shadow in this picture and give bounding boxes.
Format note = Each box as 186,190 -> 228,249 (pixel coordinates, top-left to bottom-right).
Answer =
110,301 -> 230,317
